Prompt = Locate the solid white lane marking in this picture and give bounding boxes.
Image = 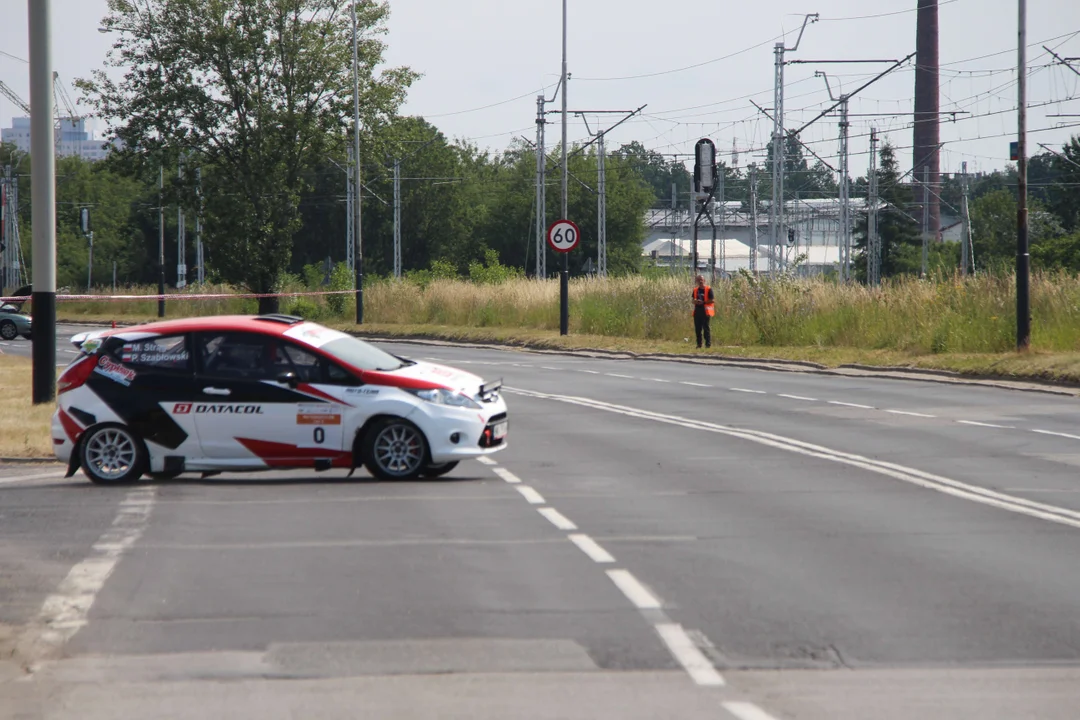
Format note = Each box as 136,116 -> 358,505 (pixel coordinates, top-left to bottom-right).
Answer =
680,381 -> 712,388
515,485 -> 546,504
568,534 -> 615,563
506,387 -> 1080,531
649,378 -> 671,383
0,470 -> 67,486
493,467 -> 522,484
537,507 -> 577,531
17,487 -> 156,668
655,623 -> 725,687
476,456 -> 497,466
606,569 -> 662,610
777,393 -> 817,401
828,400 -> 874,409
606,373 -> 634,379
730,388 -> 766,394
957,420 -> 1016,429
1032,429 -> 1080,441
722,702 -> 781,720
885,409 -> 937,418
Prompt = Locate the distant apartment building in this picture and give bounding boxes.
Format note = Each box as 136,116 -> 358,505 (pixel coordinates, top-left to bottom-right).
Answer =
1,116 -> 120,161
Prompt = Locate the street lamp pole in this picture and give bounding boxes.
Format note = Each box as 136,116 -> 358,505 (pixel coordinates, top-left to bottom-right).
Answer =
351,2 -> 363,324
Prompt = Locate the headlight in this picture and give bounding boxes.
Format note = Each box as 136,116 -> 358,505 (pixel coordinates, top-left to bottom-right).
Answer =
409,387 -> 482,410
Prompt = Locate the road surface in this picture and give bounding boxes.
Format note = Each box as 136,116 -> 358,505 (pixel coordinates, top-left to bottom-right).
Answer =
3,337 -> 1080,719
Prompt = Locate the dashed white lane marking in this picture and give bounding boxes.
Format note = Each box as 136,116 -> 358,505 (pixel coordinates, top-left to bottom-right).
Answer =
515,485 -> 546,505
886,409 -> 937,418
680,381 -> 712,387
655,623 -> 725,687
722,702 -> 781,720
828,400 -> 875,409
537,507 -> 577,531
730,388 -> 766,394
0,470 -> 67,486
17,486 -> 156,670
580,369 -> 600,374
567,533 -> 615,563
958,420 -> 1015,429
1032,429 -> 1080,441
476,456 -> 497,466
541,366 -> 560,371
493,467 -> 522,484
606,569 -> 662,610
649,378 -> 671,383
606,373 -> 634,379
777,393 -> 816,401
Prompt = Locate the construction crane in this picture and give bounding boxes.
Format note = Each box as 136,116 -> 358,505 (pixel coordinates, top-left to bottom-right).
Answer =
0,79 -> 31,115
53,71 -> 79,123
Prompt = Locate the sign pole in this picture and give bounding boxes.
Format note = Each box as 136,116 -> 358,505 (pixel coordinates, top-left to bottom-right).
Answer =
560,0 -> 569,336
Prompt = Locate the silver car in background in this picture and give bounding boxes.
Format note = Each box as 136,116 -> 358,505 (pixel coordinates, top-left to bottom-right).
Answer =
0,303 -> 31,340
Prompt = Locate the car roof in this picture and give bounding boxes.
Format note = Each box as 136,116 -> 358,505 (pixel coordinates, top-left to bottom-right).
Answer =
107,314 -> 310,338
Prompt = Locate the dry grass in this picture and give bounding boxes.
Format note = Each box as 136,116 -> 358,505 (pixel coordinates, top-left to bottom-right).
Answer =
0,356 -> 57,458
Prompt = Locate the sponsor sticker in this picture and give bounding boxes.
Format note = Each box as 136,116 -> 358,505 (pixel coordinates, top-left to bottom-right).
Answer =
121,342 -> 189,365
190,404 -> 265,414
283,323 -> 352,349
173,402 -> 193,414
296,404 -> 342,426
344,387 -> 379,395
94,355 -> 137,386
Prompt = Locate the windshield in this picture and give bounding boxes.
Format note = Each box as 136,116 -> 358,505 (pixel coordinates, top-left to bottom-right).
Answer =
318,335 -> 409,372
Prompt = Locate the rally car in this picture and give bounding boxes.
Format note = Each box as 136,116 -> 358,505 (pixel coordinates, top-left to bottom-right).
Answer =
52,314 -> 508,484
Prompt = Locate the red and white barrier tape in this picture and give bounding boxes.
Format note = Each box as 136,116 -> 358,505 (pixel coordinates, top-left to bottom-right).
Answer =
0,289 -> 356,303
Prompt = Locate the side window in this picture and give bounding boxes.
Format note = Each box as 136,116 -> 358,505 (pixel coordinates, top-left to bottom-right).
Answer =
326,361 -> 358,385
273,342 -> 323,384
197,333 -> 276,380
117,335 -> 191,372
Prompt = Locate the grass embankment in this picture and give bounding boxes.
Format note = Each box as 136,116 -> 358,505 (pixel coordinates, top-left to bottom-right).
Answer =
0,356 -> 56,458
52,273 -> 1080,385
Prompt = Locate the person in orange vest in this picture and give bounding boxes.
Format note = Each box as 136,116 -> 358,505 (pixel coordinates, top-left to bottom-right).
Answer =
691,274 -> 715,349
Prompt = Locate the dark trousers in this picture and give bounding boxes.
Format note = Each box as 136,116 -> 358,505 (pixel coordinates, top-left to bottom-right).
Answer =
694,311 -> 711,348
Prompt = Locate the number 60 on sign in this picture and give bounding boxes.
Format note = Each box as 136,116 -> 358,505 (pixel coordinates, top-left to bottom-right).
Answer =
546,219 -> 581,253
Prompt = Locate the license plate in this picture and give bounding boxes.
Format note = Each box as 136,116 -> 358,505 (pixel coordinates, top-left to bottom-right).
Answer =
492,421 -> 508,440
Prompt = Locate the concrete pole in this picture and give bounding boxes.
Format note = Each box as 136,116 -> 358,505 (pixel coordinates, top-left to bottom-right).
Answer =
29,0 -> 56,403
559,0 -> 569,335
352,2 -> 363,323
1016,0 -> 1030,349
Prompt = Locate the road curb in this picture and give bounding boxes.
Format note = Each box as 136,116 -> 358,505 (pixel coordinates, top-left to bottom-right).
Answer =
352,332 -> 1080,398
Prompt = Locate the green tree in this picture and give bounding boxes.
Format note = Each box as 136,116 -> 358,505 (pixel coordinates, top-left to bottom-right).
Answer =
78,0 -> 417,312
970,189 -> 1066,272
852,140 -> 921,281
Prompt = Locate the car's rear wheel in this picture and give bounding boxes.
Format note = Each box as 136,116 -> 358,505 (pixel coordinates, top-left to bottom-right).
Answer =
421,461 -> 459,478
80,424 -> 147,485
0,320 -> 16,341
363,418 -> 429,480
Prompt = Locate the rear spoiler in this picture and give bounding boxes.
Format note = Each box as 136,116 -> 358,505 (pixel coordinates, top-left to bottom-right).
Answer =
479,378 -> 503,400
70,329 -> 109,351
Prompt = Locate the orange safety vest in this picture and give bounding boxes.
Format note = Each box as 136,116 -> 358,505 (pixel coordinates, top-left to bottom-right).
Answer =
692,286 -> 715,317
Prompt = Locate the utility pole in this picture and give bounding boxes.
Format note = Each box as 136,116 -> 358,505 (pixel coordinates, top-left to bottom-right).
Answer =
1016,0 -> 1030,350
177,158 -> 186,290
351,1 -> 363,324
670,182 -> 678,272
559,0 -> 569,335
195,167 -> 204,284
770,14 -> 819,279
838,97 -> 850,281
535,94 -> 547,279
81,207 -> 93,289
868,128 -> 880,285
749,164 -> 759,274
158,163 -> 165,317
597,130 -> 606,278
346,145 -> 354,278
393,157 -> 401,279
960,160 -> 972,275
921,165 -> 929,277
29,0 -> 56,403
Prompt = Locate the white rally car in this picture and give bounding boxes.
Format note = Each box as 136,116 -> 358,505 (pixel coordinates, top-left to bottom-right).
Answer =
52,314 -> 508,484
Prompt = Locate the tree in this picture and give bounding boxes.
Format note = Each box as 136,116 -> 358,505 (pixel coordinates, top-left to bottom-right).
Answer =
613,141 -> 691,204
78,0 -> 416,311
852,140 -> 920,281
970,189 -> 1065,272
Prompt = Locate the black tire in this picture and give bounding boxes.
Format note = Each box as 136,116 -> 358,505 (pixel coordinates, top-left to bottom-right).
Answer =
0,320 -> 16,341
421,461 -> 459,478
79,424 -> 147,485
362,418 -> 429,481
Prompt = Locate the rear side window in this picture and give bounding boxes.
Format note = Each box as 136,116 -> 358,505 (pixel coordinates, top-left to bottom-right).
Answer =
117,335 -> 191,372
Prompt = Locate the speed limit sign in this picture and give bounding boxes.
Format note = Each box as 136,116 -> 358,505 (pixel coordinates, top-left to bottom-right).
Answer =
547,219 -> 581,253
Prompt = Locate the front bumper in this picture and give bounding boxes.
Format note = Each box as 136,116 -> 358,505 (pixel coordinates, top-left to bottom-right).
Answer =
408,397 -> 510,464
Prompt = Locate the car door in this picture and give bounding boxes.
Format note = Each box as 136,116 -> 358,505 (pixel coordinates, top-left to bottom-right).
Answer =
192,331 -> 307,461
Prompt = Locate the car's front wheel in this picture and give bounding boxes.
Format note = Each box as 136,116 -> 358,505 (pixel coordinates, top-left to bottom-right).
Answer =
363,418 -> 429,480
80,424 -> 147,485
0,320 -> 17,341
421,461 -> 459,478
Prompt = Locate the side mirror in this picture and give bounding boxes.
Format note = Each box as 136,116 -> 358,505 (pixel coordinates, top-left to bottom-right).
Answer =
277,371 -> 299,388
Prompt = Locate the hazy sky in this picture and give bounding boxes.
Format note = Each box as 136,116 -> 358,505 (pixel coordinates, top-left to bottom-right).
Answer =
2,0 -> 1079,180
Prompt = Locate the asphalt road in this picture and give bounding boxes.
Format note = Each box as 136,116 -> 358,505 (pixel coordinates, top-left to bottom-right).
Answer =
0,323 -> 98,365
4,336 -> 1080,719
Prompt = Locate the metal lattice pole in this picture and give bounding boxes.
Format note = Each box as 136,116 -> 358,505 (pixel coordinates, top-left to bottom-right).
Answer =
195,167 -> 204,284
868,128 -> 880,285
961,160 -> 972,275
921,165 -> 930,277
345,145 -> 354,279
838,96 -> 850,281
177,158 -> 186,289
393,157 -> 401,279
597,130 -> 607,278
535,95 -> 547,279
749,164 -> 758,274
771,42 -> 784,278
718,172 -> 725,278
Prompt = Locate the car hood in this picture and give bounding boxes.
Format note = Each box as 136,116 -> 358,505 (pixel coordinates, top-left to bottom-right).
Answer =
376,360 -> 487,394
